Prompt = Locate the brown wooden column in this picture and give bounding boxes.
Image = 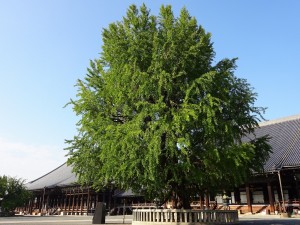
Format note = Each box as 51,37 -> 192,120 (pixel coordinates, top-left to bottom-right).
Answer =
97,192 -> 99,203
205,191 -> 209,209
68,189 -> 71,214
233,188 -> 241,204
199,194 -> 204,209
93,194 -> 97,208
108,187 -> 112,210
36,196 -> 40,213
71,190 -> 75,214
63,191 -> 67,211
64,190 -> 68,211
46,193 -> 49,211
40,195 -> 43,212
41,188 -> 46,213
103,191 -> 106,203
295,175 -> 300,209
267,182 -> 275,213
57,195 -> 60,209
87,187 -> 90,214
91,194 -> 95,209
245,184 -> 253,213
85,192 -> 88,212
59,194 -> 63,209
76,194 -> 78,214
29,199 -> 33,214
80,191 -> 84,215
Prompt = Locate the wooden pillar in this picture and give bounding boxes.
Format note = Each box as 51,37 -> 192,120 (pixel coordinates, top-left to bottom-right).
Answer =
87,187 -> 90,214
233,188 -> 241,204
267,182 -> 275,213
63,191 -> 67,211
205,191 -> 209,209
30,197 -> 32,212
46,193 -> 49,211
57,195 -> 60,209
36,196 -> 38,212
59,194 -> 63,209
85,192 -> 88,212
109,187 -> 112,210
94,193 -> 97,208
91,194 -> 94,209
29,198 -> 33,214
54,195 -> 57,207
25,199 -> 29,213
199,194 -> 204,209
295,174 -> 300,209
68,189 -> 71,214
39,195 -> 43,212
245,184 -> 253,213
80,191 -> 84,215
41,188 -> 46,212
77,188 -> 80,213
71,189 -> 75,215
75,187 -> 79,214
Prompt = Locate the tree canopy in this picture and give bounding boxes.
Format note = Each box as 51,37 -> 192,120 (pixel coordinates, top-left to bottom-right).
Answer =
0,176 -> 31,214
66,4 -> 271,208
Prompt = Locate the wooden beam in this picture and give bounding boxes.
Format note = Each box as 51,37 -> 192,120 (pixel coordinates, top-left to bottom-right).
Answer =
278,171 -> 286,213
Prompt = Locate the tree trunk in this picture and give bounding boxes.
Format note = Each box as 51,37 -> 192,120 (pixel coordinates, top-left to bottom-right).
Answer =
176,185 -> 191,209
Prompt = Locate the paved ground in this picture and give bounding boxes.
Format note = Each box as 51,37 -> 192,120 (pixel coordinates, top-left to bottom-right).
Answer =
239,214 -> 300,225
1,214 -> 300,225
0,215 -> 131,225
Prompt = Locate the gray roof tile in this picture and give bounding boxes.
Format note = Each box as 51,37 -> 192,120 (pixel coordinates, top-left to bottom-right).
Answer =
26,163 -> 77,190
253,114 -> 300,172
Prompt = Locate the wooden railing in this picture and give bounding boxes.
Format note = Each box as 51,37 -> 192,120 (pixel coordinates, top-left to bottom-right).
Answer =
132,209 -> 238,224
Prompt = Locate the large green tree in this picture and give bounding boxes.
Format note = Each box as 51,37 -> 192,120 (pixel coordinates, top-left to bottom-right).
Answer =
0,176 -> 31,213
66,4 -> 271,208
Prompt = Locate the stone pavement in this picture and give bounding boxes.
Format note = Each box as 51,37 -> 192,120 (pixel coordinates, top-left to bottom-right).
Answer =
239,213 -> 300,225
0,215 -> 132,225
1,214 -> 300,225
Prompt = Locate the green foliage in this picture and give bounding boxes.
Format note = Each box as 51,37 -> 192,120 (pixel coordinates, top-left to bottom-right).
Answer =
0,176 -> 31,213
66,4 -> 271,208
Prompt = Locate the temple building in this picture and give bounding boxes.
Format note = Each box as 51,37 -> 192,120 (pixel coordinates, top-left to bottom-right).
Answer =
18,114 -> 300,215
21,164 -> 142,215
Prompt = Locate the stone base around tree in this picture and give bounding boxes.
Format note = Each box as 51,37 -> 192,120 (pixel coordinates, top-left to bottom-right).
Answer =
132,209 -> 238,225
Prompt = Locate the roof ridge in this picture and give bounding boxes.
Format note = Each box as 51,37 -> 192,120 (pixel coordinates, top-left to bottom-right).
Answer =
259,114 -> 300,127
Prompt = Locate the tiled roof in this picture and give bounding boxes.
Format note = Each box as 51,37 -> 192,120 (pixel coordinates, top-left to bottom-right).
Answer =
26,163 -> 77,190
253,114 -> 300,172
26,114 -> 300,190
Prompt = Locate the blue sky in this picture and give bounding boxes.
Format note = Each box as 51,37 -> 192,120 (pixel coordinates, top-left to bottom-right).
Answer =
0,0 -> 299,181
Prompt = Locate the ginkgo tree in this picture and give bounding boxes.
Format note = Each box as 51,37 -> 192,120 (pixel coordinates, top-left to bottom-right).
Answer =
66,4 -> 271,209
